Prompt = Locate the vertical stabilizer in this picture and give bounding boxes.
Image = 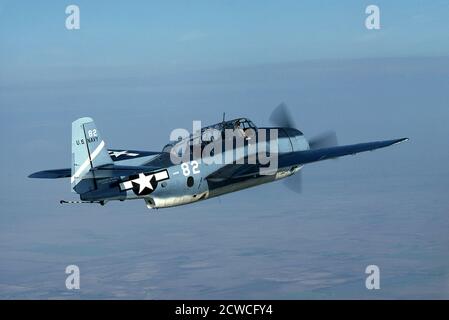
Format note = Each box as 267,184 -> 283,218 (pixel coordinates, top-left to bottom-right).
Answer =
71,117 -> 113,192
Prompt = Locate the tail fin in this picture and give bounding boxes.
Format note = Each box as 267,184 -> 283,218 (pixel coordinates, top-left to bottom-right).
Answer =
71,117 -> 113,192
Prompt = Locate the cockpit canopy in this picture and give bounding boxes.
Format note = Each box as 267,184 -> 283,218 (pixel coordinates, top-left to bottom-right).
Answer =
162,118 -> 257,152
206,117 -> 257,131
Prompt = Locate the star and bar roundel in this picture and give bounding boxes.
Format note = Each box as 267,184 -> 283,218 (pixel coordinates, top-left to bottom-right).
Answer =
108,150 -> 139,159
120,170 -> 169,196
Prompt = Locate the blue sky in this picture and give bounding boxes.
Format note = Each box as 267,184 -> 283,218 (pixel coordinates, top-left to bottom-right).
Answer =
1,0 -> 449,79
0,1 -> 448,299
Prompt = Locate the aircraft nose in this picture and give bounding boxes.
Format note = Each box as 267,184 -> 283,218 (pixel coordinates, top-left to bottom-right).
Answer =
282,127 -> 303,138
282,128 -> 308,152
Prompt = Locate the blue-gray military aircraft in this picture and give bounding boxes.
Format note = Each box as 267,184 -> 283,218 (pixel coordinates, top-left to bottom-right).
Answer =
29,104 -> 408,209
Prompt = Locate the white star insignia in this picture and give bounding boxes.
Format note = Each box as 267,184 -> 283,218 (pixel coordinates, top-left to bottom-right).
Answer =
109,150 -> 139,158
133,173 -> 154,194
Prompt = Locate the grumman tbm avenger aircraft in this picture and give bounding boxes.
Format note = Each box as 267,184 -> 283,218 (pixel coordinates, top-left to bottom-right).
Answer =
29,104 -> 408,209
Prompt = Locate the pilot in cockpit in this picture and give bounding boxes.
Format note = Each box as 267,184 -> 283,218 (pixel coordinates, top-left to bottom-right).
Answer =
234,119 -> 250,140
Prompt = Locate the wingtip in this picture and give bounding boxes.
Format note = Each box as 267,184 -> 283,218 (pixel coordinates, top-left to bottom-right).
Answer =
392,137 -> 409,145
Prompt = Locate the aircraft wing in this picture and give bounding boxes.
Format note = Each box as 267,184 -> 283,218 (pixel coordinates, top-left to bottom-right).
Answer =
29,169 -> 72,179
29,148 -> 165,179
278,137 -> 408,168
30,138 -> 408,179
107,149 -> 162,161
29,165 -> 164,179
206,138 -> 408,181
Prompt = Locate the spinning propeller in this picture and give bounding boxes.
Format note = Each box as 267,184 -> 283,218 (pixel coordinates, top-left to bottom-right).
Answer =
269,103 -> 339,193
